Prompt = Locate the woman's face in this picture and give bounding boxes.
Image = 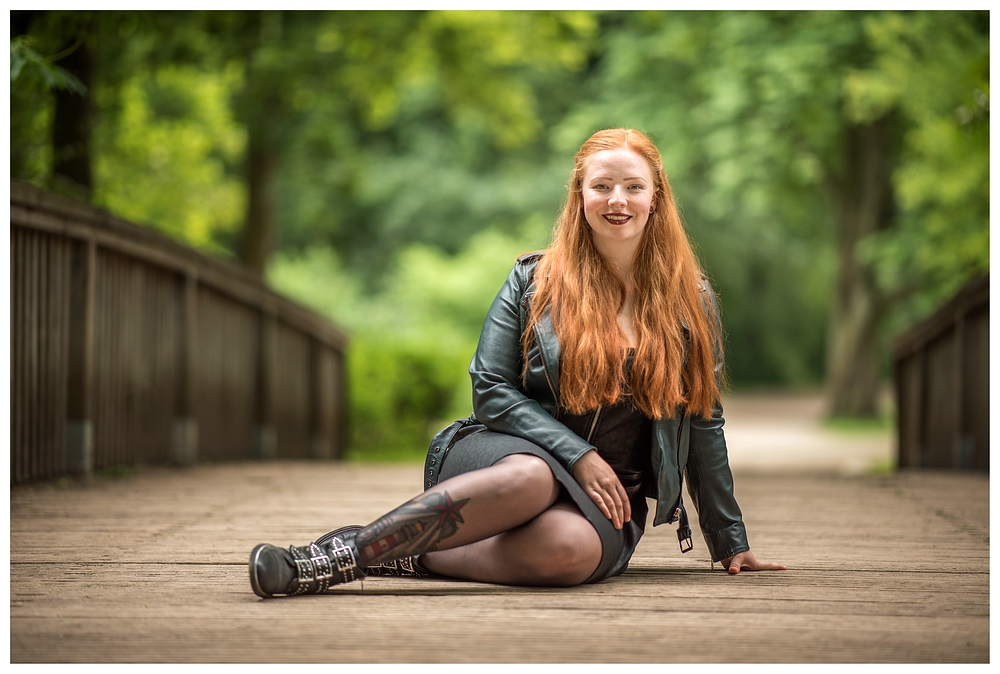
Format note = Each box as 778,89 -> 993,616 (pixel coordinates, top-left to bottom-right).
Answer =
580,147 -> 655,252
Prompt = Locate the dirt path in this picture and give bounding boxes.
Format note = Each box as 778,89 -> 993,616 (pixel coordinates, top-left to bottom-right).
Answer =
722,391 -> 893,474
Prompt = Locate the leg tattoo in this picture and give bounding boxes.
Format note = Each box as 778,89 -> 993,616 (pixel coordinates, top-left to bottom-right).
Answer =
356,490 -> 470,566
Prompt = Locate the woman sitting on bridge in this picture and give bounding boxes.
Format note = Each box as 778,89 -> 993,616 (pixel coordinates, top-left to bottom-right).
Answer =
249,128 -> 784,598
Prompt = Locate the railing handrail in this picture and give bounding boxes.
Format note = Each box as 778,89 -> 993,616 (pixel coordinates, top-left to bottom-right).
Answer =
890,274 -> 989,362
11,179 -> 348,351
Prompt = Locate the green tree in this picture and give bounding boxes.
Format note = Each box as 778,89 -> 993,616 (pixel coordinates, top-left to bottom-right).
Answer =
265,10 -> 596,279
12,11 -> 97,199
10,33 -> 87,186
564,10 -> 988,416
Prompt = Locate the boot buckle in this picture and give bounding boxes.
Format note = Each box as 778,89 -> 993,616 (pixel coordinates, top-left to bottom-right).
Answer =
288,545 -> 316,595
328,537 -> 359,583
308,543 -> 334,592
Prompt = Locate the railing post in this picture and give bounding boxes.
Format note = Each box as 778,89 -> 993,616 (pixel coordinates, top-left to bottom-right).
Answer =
332,348 -> 347,460
254,309 -> 277,459
309,337 -> 337,459
953,307 -> 971,469
172,271 -> 199,465
916,346 -> 927,468
66,239 -> 95,474
309,339 -> 330,460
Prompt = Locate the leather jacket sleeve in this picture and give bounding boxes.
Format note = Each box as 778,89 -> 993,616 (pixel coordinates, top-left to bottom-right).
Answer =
683,283 -> 750,562
469,263 -> 597,471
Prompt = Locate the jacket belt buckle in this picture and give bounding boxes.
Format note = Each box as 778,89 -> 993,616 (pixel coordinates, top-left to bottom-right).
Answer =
677,525 -> 693,554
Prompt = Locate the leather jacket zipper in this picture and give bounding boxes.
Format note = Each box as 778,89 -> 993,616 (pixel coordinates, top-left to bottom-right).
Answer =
674,413 -> 693,552
586,407 -> 603,443
533,324 -> 560,408
676,415 -> 684,464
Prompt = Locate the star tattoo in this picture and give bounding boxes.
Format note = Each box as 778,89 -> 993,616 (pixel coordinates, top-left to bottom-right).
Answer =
426,492 -> 470,527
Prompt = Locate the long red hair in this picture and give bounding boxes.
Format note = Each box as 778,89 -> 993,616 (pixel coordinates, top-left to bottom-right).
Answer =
523,128 -> 722,419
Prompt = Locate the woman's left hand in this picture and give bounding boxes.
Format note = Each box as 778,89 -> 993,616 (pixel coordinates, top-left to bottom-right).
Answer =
720,550 -> 786,574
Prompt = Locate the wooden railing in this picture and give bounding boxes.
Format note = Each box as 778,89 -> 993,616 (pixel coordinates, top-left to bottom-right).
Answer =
10,180 -> 349,483
892,274 -> 989,471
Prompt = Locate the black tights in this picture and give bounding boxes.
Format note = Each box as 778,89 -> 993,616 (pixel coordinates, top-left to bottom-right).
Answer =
353,454 -> 602,586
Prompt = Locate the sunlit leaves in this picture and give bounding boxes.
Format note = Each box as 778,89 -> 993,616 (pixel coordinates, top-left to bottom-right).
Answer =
848,11 -> 989,317
10,35 -> 87,93
11,9 -> 987,412
92,63 -> 247,254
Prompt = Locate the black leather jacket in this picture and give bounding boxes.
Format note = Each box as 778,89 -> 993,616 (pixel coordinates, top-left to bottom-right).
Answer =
427,252 -> 749,563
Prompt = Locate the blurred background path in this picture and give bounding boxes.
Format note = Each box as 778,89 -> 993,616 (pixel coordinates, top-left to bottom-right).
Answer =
722,391 -> 892,475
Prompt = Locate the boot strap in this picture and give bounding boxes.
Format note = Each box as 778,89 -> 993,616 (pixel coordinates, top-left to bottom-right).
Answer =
288,539 -> 358,594
328,538 -> 360,583
289,546 -> 310,594
366,556 -> 428,577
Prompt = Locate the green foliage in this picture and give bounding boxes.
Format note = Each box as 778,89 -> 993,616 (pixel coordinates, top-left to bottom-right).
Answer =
557,10 -> 987,384
824,415 -> 893,434
272,10 -> 594,277
12,11 -> 989,454
91,63 -> 247,254
554,11 -> 844,385
10,35 -> 87,94
345,336 -> 468,462
10,32 -> 91,184
853,12 -> 990,334
268,225 -> 547,459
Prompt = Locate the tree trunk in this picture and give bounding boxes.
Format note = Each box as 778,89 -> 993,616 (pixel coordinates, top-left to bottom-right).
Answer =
240,122 -> 278,277
237,11 -> 282,277
824,116 -> 896,418
51,39 -> 93,199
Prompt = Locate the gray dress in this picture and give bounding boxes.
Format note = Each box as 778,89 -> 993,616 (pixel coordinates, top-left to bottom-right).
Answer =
432,355 -> 653,584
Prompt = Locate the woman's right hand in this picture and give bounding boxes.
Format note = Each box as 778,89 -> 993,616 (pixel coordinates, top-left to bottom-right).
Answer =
572,450 -> 630,530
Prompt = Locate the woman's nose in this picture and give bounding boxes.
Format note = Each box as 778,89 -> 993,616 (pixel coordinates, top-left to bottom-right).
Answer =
608,187 -> 627,208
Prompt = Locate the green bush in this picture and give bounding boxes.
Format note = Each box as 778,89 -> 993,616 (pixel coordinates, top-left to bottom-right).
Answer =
268,225 -> 546,462
345,332 -> 474,462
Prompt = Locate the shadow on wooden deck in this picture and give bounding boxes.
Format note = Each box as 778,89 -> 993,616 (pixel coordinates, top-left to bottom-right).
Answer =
10,460 -> 987,663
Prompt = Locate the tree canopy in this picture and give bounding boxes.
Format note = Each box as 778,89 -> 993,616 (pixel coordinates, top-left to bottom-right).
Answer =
11,10 -> 988,456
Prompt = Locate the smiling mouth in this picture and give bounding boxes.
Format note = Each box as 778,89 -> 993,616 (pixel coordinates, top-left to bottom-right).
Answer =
603,213 -> 632,225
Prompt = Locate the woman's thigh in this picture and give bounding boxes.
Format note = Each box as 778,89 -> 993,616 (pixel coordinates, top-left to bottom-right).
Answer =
420,499 -> 603,587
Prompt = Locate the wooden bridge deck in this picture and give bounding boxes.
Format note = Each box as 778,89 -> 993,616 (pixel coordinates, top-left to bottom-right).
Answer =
10,461 -> 988,663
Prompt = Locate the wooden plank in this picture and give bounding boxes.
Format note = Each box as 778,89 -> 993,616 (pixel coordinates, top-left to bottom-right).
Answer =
100,251 -> 114,470
254,311 -> 277,459
38,234 -> 49,478
27,229 -> 39,480
93,249 -> 108,471
963,306 -> 989,471
923,331 -> 956,468
46,235 -> 59,478
12,228 -> 24,481
309,341 -> 331,460
173,272 -> 197,465
12,183 -> 348,351
332,349 -> 346,460
273,322 -> 310,459
891,274 -> 988,360
9,465 -> 988,663
953,309 -> 966,468
12,181 -> 355,481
